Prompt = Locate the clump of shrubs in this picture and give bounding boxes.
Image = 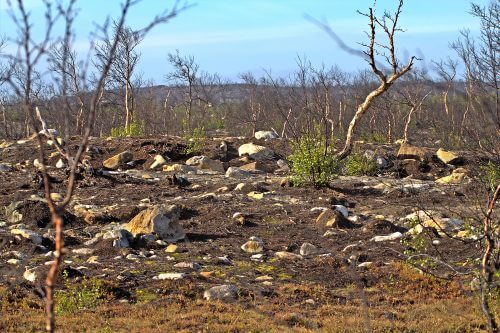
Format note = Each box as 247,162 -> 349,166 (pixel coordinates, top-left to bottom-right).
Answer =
289,127 -> 339,187
342,153 -> 378,176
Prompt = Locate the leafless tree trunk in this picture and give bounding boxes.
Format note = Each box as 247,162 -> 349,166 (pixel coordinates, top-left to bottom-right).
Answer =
316,0 -> 416,161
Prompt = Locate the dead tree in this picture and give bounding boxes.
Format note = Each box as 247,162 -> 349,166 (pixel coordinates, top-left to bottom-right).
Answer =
310,1 -> 415,160
166,50 -> 199,131
94,23 -> 142,131
481,184 -> 499,333
335,0 -> 415,160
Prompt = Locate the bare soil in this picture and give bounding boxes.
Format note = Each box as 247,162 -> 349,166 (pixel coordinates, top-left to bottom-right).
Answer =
0,135 -> 497,332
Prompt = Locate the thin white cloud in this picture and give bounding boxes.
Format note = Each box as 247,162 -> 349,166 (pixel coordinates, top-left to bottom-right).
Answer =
140,23 -> 320,48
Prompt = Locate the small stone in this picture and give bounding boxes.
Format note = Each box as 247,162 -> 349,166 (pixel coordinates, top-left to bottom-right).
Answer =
50,193 -> 63,202
165,244 -> 179,253
333,205 -> 349,218
87,256 -> 100,264
173,262 -> 201,270
275,251 -> 303,260
241,237 -> 264,253
150,155 -> 167,169
126,254 -> 140,260
234,183 -> 246,191
163,164 -> 197,173
124,205 -> 185,242
299,242 -> 318,256
435,172 -> 467,185
55,159 -> 65,169
247,191 -> 265,200
225,167 -> 251,178
23,269 -> 37,282
7,259 -> 21,265
370,232 -> 403,242
305,299 -> 316,305
232,212 -> 248,226
157,272 -> 187,280
199,271 -> 214,278
358,262 -> 373,268
323,230 -> 337,237
255,275 -> 273,281
33,159 -> 43,169
203,284 -> 238,301
185,156 -> 224,173
250,253 -> 264,260
72,248 -> 94,255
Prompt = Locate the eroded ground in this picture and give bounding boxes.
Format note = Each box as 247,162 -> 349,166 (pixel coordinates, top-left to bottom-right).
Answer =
0,135 -> 498,332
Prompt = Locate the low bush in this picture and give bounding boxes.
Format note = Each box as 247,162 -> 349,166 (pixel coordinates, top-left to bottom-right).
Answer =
289,127 -> 338,187
342,153 -> 378,176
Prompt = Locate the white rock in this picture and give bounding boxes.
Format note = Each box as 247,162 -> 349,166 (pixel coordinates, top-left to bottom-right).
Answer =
126,254 -> 140,260
370,232 -> 403,242
333,205 -> 349,218
234,183 -> 246,191
255,130 -> 278,140
173,262 -> 202,270
299,242 -> 318,256
238,143 -> 274,160
55,159 -> 65,169
186,155 -> 224,173
225,167 -> 251,178
358,262 -> 373,268
157,272 -> 187,280
310,207 -> 328,213
23,269 -> 37,282
150,155 -> 167,169
7,259 -> 21,265
203,284 -> 238,301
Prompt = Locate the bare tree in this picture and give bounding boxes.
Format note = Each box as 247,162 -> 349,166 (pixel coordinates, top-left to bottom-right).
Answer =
335,0 -> 416,160
166,50 -> 199,131
94,22 -> 142,132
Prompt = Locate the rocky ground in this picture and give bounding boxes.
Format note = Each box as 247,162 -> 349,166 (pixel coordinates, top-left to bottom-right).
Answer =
0,132 -> 498,332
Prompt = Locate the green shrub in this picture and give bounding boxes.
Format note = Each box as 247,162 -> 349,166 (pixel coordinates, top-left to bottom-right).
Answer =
342,153 -> 378,176
55,278 -> 111,314
110,119 -> 145,137
481,161 -> 500,192
288,127 -> 338,187
184,125 -> 206,155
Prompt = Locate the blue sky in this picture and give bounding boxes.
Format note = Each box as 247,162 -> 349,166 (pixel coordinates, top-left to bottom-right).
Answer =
0,0 -> 489,83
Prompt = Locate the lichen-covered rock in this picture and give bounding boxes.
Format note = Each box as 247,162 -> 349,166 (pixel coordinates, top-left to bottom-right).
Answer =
103,151 -> 133,170
436,148 -> 461,165
124,205 -> 185,242
397,144 -> 427,161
